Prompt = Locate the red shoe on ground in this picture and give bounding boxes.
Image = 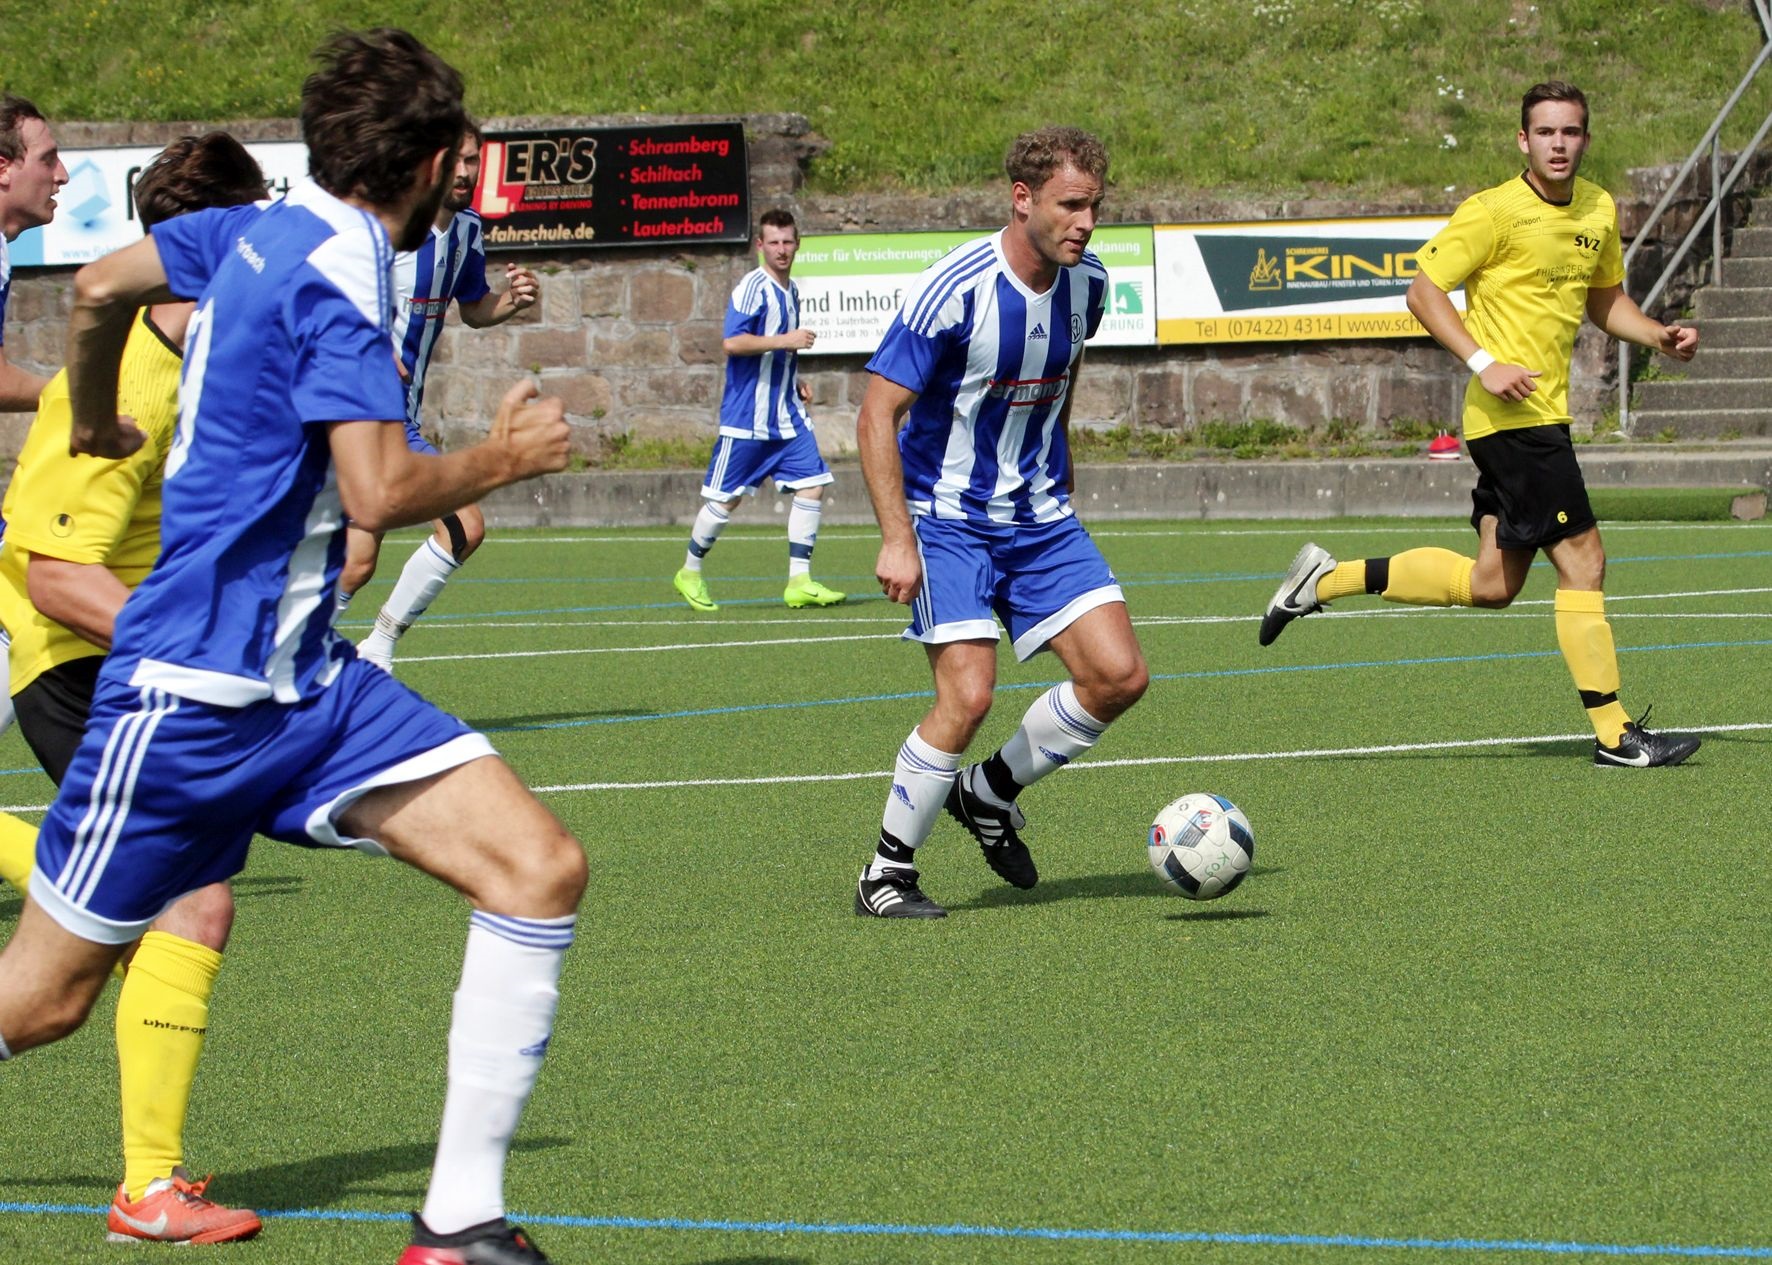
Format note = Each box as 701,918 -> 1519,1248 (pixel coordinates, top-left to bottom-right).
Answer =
106,1169 -> 263,1244
1428,432 -> 1461,460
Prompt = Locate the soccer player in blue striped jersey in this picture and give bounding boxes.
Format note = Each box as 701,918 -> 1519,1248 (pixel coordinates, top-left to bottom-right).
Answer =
852,127 -> 1149,918
673,208 -> 846,612
337,120 -> 541,670
0,93 -> 66,410
0,95 -> 70,784
0,32 -> 580,1265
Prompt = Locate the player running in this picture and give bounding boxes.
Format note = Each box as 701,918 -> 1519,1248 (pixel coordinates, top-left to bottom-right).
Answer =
337,120 -> 540,670
1259,81 -> 1702,770
0,133 -> 269,1245
0,31 -> 580,1265
852,127 -> 1148,918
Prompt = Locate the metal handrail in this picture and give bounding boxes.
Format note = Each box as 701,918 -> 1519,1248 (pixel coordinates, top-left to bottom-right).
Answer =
1617,29 -> 1772,435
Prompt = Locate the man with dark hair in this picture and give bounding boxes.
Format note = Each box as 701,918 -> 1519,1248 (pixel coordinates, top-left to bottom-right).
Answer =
673,207 -> 846,611
0,131 -> 267,1245
0,30 -> 579,1265
0,94 -> 68,409
337,121 -> 541,670
852,127 -> 1148,918
1259,80 -> 1702,769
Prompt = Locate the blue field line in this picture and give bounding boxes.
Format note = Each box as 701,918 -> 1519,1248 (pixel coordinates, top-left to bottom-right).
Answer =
475,637 -> 1772,734
2,1202 -> 1768,1258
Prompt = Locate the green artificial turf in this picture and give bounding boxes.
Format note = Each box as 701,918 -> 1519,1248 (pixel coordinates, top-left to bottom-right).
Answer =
1,517 -> 1768,1264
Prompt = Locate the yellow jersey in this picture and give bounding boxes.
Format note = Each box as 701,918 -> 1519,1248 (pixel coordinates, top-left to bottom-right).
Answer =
1417,173 -> 1624,440
0,310 -> 181,694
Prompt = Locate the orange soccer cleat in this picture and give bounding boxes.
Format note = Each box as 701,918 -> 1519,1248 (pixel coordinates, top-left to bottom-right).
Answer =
106,1169 -> 263,1245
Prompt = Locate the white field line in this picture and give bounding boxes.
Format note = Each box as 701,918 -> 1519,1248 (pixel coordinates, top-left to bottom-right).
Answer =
4,721 -> 1766,814
386,587 -> 1771,659
473,521 -> 1772,545
531,720 -> 1772,793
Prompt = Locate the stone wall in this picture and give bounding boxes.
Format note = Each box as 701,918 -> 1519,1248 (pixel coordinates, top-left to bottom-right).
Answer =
1,112 -> 1745,458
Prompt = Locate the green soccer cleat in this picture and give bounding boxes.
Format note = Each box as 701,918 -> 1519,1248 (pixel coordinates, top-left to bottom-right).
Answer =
784,575 -> 846,608
673,567 -> 718,612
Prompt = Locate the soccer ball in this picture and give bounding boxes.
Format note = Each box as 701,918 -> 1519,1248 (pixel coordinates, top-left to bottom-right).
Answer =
1146,793 -> 1255,900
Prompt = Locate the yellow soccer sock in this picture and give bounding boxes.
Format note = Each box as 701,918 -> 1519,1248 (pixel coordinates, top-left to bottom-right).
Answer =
1554,589 -> 1630,746
0,812 -> 36,895
1381,547 -> 1475,607
1315,560 -> 1367,604
116,931 -> 223,1201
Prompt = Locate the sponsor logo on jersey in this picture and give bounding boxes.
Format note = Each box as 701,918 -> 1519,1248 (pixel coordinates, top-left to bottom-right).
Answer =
1030,322 -> 1048,340
984,376 -> 1067,406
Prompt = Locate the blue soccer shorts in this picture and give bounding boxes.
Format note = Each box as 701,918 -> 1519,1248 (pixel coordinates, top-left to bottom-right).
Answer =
905,513 -> 1125,661
404,415 -> 440,456
701,428 -> 833,501
31,656 -> 496,944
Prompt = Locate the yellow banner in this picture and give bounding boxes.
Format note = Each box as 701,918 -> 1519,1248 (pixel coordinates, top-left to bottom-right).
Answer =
1157,310 -> 1431,343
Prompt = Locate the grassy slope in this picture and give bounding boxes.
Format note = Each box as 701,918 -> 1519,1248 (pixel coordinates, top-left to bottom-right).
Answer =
17,0 -> 1772,197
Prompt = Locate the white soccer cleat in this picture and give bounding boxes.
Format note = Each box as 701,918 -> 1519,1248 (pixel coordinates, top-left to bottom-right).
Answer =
1258,542 -> 1336,647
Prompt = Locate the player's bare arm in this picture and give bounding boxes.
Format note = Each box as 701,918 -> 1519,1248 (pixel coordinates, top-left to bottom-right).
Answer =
458,262 -> 540,328
1586,283 -> 1698,361
25,556 -> 130,650
0,344 -> 48,411
723,327 -> 816,355
65,234 -> 176,458
330,378 -> 568,532
1406,271 -> 1541,402
856,373 -> 921,604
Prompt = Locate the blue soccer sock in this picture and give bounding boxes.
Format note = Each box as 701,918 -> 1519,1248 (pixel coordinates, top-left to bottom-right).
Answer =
420,912 -> 574,1235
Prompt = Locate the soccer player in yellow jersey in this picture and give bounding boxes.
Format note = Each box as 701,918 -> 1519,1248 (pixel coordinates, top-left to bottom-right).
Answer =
1260,81 -> 1702,768
0,134 -> 267,1243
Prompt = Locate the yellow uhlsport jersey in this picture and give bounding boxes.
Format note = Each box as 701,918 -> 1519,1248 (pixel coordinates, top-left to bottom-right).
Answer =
0,310 -> 181,695
1416,172 -> 1624,441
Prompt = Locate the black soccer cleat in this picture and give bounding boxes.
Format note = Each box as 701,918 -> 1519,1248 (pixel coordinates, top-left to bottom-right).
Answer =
855,867 -> 947,918
1594,708 -> 1701,769
1259,542 -> 1336,647
398,1214 -> 551,1265
944,772 -> 1038,889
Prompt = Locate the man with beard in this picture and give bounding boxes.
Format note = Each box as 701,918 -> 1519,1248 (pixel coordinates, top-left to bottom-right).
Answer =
337,120 -> 540,670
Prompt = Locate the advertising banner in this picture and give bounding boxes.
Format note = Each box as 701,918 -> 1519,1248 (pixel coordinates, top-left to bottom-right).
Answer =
790,225 -> 1156,356
12,121 -> 751,266
475,121 -> 749,250
10,142 -> 309,267
1154,216 -> 1461,343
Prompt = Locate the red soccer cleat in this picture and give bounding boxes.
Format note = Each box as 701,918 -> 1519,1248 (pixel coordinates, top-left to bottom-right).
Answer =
106,1170 -> 262,1244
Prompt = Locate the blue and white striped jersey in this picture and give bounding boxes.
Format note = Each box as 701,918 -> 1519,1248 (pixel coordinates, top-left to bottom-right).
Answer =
719,267 -> 810,440
391,208 -> 490,424
867,230 -> 1108,526
107,178 -> 408,707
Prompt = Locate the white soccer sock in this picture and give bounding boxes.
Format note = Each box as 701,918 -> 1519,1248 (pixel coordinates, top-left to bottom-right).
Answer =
420,912 -> 575,1235
786,496 -> 822,578
361,538 -> 459,660
0,630 -> 12,737
683,503 -> 731,573
334,589 -> 354,615
973,682 -> 1108,807
0,1030 -> 10,1060
871,727 -> 961,876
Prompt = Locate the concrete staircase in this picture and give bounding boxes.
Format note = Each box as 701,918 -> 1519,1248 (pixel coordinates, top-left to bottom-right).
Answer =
1630,202 -> 1772,438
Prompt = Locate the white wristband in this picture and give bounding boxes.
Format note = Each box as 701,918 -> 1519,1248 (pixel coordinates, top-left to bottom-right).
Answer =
1465,349 -> 1496,374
